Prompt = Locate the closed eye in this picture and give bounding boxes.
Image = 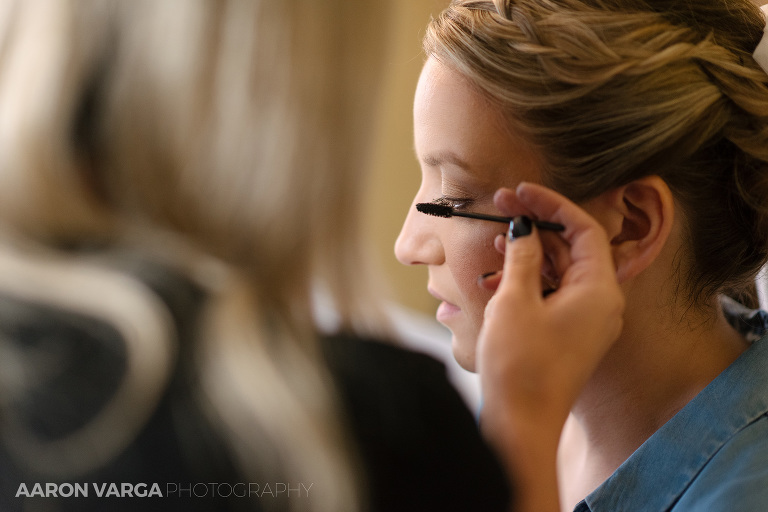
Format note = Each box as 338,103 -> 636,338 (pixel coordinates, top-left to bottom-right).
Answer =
433,196 -> 473,210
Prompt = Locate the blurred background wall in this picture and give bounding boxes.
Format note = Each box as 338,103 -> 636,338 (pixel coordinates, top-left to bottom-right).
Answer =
362,0 -> 447,316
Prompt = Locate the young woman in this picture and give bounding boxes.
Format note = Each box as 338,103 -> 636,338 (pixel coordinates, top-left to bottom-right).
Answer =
397,0 -> 768,510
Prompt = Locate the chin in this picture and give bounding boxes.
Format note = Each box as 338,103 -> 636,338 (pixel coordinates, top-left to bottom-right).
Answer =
451,333 -> 478,373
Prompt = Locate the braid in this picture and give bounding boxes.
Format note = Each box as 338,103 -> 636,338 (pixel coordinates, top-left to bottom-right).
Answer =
428,0 -> 768,304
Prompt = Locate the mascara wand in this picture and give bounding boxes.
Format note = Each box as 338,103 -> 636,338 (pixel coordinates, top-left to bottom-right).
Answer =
416,202 -> 564,232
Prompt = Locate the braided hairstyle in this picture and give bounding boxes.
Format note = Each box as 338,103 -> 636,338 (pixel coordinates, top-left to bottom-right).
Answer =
425,0 -> 768,306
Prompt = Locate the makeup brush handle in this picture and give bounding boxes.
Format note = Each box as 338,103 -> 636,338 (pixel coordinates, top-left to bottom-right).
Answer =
533,220 -> 565,232
452,211 -> 564,231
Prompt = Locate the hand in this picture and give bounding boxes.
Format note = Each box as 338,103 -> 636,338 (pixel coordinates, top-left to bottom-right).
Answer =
476,182 -> 624,512
478,182 -> 624,421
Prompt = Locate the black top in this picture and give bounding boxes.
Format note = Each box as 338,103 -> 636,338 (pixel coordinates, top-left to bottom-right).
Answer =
0,259 -> 509,512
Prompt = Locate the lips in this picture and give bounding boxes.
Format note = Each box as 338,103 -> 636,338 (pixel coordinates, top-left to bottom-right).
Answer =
428,287 -> 461,323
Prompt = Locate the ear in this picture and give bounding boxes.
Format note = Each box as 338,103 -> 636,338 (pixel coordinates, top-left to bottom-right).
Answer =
585,176 -> 675,284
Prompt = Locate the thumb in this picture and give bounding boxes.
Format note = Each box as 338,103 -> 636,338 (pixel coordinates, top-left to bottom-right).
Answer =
497,216 -> 544,300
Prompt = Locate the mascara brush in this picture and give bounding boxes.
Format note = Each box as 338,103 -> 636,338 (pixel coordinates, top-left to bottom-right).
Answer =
416,202 -> 565,232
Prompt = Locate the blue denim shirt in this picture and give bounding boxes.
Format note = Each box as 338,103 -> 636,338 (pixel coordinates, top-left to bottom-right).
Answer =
575,297 -> 768,511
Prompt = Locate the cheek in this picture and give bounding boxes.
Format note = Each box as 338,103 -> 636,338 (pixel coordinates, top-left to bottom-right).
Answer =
449,226 -> 505,323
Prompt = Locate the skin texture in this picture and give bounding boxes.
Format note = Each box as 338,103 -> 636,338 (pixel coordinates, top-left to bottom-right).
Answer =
395,57 -> 541,371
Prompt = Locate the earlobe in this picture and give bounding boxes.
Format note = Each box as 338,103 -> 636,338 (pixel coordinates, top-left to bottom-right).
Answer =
606,176 -> 675,283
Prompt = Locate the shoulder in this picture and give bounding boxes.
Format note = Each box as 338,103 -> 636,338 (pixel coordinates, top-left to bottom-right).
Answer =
676,413 -> 768,511
322,332 -> 478,431
322,332 -> 450,388
322,332 -> 511,512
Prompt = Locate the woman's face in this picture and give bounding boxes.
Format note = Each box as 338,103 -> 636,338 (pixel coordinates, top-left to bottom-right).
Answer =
395,57 -> 544,372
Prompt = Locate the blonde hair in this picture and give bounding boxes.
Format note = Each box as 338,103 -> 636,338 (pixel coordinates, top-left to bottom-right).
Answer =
0,0 -> 389,510
425,0 -> 768,305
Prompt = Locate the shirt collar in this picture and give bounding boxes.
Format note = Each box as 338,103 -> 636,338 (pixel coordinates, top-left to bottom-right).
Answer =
579,298 -> 768,511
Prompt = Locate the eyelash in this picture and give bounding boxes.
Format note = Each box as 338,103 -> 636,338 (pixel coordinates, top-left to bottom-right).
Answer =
433,195 -> 473,210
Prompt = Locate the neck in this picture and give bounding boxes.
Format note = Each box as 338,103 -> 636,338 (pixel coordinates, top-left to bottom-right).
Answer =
559,292 -> 749,505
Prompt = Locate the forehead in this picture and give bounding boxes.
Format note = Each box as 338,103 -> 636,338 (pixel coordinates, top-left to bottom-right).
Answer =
413,58 -> 501,148
413,57 -> 541,186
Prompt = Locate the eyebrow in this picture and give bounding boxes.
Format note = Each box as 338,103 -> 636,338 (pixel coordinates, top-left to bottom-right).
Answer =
421,151 -> 472,171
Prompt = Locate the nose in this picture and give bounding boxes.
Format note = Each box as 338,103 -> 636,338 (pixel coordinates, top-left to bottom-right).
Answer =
395,199 -> 445,267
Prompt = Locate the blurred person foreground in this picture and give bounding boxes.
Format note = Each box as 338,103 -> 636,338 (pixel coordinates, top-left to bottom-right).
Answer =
0,1 -> 510,511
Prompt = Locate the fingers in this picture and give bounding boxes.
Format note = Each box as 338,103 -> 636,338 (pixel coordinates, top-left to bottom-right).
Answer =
479,183 -> 625,460
483,187 -> 566,297
514,183 -> 606,249
478,264 -> 503,292
490,187 -> 564,299
513,183 -> 615,285
494,215 -> 545,302
485,182 -> 617,303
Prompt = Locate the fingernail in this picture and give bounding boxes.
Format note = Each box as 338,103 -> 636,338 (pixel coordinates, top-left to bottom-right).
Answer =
508,215 -> 533,240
